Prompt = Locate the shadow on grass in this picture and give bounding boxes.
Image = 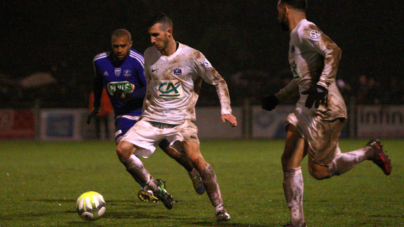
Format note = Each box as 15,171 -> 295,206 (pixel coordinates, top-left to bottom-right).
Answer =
66,221 -> 103,226
192,222 -> 275,227
104,211 -> 272,226
26,198 -> 76,203
103,210 -> 179,220
0,211 -> 67,222
21,198 -> 278,226
26,199 -> 137,203
26,198 -> 153,208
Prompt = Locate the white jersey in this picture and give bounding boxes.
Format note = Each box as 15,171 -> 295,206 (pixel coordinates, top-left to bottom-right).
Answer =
142,43 -> 232,124
276,19 -> 347,120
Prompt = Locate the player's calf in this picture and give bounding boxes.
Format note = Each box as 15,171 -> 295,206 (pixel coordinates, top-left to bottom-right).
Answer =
188,168 -> 205,195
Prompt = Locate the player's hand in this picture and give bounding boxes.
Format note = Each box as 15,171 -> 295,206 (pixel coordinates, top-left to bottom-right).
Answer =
221,114 -> 237,127
301,85 -> 328,109
114,88 -> 131,102
87,105 -> 101,125
262,95 -> 279,111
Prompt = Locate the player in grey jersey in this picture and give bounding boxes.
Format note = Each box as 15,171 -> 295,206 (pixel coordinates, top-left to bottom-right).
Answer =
117,13 -> 237,221
261,1 -> 392,226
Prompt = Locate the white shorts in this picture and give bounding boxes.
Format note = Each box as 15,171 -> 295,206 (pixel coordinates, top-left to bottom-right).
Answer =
120,119 -> 200,158
287,108 -> 345,166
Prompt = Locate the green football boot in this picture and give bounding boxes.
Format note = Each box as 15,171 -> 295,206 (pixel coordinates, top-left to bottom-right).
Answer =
153,179 -> 173,210
137,188 -> 159,203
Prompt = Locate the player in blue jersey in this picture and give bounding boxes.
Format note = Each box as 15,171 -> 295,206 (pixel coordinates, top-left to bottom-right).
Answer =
88,29 -> 205,208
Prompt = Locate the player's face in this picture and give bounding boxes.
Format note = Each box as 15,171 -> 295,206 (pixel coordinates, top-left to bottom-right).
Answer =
111,35 -> 132,61
148,23 -> 170,53
277,1 -> 289,31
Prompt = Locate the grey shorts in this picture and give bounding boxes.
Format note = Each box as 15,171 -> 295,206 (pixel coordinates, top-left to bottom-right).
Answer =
286,109 -> 345,166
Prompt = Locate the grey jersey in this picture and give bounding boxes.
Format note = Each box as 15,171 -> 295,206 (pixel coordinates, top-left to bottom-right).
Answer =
142,43 -> 232,124
276,19 -> 347,120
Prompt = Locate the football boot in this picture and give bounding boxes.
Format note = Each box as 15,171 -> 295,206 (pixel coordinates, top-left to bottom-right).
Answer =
367,139 -> 392,175
153,179 -> 174,210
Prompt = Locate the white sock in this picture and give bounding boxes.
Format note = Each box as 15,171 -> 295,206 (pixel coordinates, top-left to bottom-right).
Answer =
215,203 -> 225,213
283,167 -> 305,227
122,155 -> 151,185
328,146 -> 374,177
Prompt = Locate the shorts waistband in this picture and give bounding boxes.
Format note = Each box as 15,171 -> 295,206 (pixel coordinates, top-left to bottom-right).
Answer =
148,121 -> 179,129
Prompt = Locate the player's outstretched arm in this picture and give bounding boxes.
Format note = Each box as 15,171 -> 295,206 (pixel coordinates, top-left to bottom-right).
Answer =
221,114 -> 237,127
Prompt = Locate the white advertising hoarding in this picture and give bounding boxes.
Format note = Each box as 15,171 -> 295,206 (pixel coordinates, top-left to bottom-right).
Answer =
195,106 -> 242,139
357,105 -> 404,138
40,109 -> 87,141
252,105 -> 295,138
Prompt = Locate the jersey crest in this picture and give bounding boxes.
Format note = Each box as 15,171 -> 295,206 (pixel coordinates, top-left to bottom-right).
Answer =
115,68 -> 121,76
124,69 -> 132,77
173,68 -> 182,75
204,59 -> 212,69
309,30 -> 322,39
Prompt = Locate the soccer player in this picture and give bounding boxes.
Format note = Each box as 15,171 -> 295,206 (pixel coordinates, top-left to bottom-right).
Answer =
88,29 -> 205,206
117,13 -> 237,221
262,1 -> 392,226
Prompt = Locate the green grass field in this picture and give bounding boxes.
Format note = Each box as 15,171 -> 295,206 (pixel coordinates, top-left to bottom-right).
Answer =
0,139 -> 403,227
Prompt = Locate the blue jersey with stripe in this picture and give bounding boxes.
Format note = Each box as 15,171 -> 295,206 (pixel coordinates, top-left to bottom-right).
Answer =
93,49 -> 146,117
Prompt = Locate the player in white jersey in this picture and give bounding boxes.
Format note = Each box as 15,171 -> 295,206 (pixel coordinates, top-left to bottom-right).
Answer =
88,29 -> 206,207
117,13 -> 237,221
261,1 -> 392,226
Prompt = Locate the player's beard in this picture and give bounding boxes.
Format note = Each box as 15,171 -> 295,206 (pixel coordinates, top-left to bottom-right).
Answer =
113,51 -> 128,62
278,17 -> 289,31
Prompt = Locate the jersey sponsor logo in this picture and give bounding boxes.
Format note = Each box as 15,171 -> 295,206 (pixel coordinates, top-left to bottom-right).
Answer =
103,71 -> 109,76
156,80 -> 183,98
107,81 -> 134,95
173,68 -> 182,75
115,68 -> 121,76
124,69 -> 132,77
291,45 -> 295,53
291,61 -> 300,79
309,30 -> 322,39
204,59 -> 213,69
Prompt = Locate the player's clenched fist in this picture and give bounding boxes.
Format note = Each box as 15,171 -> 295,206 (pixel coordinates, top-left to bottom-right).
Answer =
261,95 -> 279,111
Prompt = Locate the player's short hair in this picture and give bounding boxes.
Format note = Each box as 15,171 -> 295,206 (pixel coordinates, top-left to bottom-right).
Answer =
111,29 -> 132,42
280,0 -> 307,11
147,13 -> 173,30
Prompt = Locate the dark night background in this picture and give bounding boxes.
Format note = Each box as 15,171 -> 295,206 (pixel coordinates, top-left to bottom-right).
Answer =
1,0 -> 403,108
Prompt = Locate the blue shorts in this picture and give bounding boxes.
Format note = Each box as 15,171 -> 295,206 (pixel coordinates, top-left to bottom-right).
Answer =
115,117 -> 136,143
114,117 -> 169,149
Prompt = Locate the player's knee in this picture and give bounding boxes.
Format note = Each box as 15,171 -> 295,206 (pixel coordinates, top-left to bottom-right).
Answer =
116,141 -> 134,160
